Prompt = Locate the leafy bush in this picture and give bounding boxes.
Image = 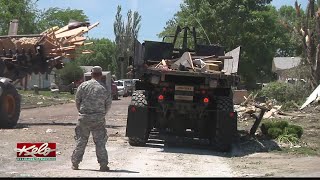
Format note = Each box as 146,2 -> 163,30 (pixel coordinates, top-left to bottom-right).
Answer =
258,81 -> 311,104
261,119 -> 303,140
56,62 -> 84,85
268,127 -> 283,139
261,120 -> 288,135
282,100 -> 298,111
286,124 -> 303,138
274,120 -> 289,130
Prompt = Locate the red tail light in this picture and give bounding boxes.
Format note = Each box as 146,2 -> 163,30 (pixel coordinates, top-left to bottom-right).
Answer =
158,95 -> 164,101
130,106 -> 136,112
203,97 -> 209,103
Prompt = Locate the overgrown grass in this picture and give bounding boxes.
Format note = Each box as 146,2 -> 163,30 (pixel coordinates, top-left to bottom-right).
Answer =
18,90 -> 75,109
273,146 -> 319,156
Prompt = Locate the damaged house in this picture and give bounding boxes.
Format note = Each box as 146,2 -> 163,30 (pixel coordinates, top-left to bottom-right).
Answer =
272,57 -> 303,82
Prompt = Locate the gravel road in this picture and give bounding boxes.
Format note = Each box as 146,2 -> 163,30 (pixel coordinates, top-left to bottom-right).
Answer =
0,97 -> 319,177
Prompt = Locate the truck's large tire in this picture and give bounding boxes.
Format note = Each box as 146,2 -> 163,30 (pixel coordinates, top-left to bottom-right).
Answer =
128,90 -> 149,146
0,82 -> 21,128
212,96 -> 235,152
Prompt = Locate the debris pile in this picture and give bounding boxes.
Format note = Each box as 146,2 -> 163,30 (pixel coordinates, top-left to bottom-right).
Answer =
0,21 -> 99,78
0,21 -> 98,59
149,51 -> 236,74
235,93 -> 285,121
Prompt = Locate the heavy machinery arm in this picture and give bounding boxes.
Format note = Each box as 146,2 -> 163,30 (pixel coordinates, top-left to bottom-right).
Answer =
0,20 -> 99,128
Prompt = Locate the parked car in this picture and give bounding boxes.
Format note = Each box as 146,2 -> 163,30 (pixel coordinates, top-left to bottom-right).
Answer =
115,80 -> 128,97
111,79 -> 119,100
132,79 -> 140,91
119,79 -> 134,96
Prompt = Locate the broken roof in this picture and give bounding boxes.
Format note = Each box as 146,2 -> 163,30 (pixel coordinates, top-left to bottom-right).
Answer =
272,57 -> 301,72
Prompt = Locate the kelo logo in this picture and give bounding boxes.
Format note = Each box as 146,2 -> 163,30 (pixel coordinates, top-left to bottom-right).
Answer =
15,143 -> 56,161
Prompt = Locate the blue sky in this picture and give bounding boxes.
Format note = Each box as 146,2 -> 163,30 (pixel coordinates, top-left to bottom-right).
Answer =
37,0 -> 308,42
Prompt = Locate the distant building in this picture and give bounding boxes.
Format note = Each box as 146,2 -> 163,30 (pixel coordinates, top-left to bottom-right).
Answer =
80,66 -> 94,73
15,72 -> 56,90
272,57 -> 301,82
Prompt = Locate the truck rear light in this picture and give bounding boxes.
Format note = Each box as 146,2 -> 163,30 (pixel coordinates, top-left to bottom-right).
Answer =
203,97 -> 209,103
130,106 -> 136,112
229,112 -> 235,118
158,95 -> 164,101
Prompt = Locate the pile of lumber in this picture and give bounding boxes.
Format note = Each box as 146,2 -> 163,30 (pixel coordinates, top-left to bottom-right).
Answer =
0,21 -> 99,60
0,21 -> 99,80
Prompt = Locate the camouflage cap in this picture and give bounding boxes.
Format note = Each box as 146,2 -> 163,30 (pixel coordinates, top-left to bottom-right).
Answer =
91,66 -> 102,73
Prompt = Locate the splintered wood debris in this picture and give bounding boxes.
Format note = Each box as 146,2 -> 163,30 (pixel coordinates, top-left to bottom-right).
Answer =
149,47 -> 239,75
0,21 -> 99,60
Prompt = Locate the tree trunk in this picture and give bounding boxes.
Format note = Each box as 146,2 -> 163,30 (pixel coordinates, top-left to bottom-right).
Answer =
297,0 -> 320,88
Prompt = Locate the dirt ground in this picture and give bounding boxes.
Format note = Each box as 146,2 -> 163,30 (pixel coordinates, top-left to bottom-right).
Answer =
0,97 -> 319,177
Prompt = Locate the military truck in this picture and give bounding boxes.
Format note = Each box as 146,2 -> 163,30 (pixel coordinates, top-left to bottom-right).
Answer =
0,20 -> 98,128
125,26 -> 240,151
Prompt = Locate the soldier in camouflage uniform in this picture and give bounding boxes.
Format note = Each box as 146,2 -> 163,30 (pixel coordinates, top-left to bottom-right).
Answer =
71,66 -> 112,171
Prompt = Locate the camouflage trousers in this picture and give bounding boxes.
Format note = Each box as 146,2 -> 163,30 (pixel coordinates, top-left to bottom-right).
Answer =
71,117 -> 108,165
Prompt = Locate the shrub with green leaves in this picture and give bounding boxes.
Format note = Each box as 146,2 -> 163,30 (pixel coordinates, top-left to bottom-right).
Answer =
260,119 -> 303,140
258,81 -> 311,104
286,124 -> 303,138
268,127 -> 283,139
56,62 -> 84,85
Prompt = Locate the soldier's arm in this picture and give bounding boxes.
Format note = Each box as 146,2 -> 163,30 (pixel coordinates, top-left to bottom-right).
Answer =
105,85 -> 112,113
75,84 -> 83,111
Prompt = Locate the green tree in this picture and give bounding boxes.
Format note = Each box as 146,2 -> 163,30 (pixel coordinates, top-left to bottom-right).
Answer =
113,5 -> 141,79
0,0 -> 38,35
56,61 -> 84,85
76,38 -> 117,74
276,5 -> 303,57
293,0 -> 320,88
159,0 -> 294,88
36,7 -> 89,32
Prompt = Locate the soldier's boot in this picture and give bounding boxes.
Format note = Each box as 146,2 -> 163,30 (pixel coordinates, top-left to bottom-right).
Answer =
72,163 -> 79,170
99,163 -> 110,172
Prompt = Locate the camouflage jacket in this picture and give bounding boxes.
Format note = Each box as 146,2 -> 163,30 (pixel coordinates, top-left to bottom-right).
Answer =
75,79 -> 112,121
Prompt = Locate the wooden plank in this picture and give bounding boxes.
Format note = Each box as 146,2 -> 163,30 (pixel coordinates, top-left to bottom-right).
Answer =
68,36 -> 86,43
41,26 -> 59,35
62,29 -> 87,44
205,60 -> 222,64
206,63 -> 220,71
48,45 -> 76,53
55,27 -> 88,39
73,41 -> 85,46
54,25 -> 70,35
88,22 -> 100,30
83,42 -> 93,46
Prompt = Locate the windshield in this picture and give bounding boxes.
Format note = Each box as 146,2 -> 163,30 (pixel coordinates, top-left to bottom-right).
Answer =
116,81 -> 124,86
125,81 -> 133,86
